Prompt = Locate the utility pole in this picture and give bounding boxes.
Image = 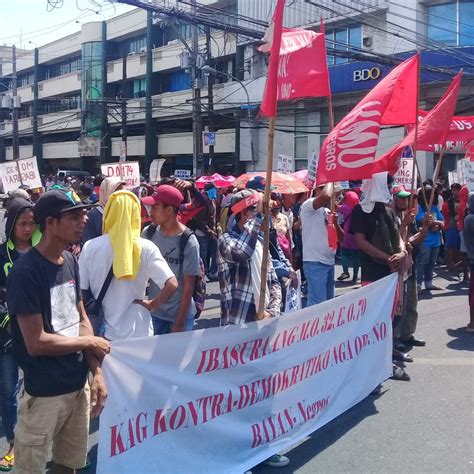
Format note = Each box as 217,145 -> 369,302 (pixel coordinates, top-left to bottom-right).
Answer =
191,0 -> 203,177
120,55 -> 128,162
205,27 -> 215,174
12,45 -> 19,161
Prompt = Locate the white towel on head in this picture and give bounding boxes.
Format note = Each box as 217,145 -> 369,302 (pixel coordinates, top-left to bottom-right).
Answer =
360,172 -> 391,213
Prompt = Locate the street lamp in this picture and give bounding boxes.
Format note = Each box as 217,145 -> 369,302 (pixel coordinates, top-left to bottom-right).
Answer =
200,65 -> 256,170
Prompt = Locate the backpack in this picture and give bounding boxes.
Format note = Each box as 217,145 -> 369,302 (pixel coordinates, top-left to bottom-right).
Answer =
146,225 -> 206,319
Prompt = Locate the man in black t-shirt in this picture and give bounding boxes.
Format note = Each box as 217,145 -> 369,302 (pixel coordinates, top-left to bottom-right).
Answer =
6,189 -> 110,473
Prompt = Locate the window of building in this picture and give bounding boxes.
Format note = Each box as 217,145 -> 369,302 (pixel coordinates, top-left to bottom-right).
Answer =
326,25 -> 362,65
295,112 -> 309,170
133,78 -> 146,98
129,36 -> 146,53
159,70 -> 192,93
18,72 -> 34,87
43,95 -> 80,114
427,0 -> 474,46
45,56 -> 82,80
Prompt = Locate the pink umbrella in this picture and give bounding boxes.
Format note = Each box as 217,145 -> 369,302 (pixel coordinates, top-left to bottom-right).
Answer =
292,169 -> 308,183
195,173 -> 235,189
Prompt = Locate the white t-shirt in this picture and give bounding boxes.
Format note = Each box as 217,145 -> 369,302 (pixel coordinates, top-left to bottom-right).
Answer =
79,235 -> 174,341
300,198 -> 335,266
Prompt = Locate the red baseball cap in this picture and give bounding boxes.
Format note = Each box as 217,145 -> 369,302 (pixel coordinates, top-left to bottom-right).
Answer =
141,185 -> 184,208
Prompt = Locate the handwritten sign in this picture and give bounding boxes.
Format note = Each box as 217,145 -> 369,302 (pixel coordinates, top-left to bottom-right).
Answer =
101,162 -> 140,188
149,159 -> 165,184
462,160 -> 474,192
0,156 -> 42,193
277,154 -> 294,175
393,158 -> 416,191
98,274 -> 396,474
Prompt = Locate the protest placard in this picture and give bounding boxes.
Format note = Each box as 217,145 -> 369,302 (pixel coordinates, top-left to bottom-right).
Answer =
149,159 -> 165,184
98,275 -> 397,474
393,158 -> 416,191
462,160 -> 474,192
101,162 -> 140,188
277,155 -> 294,175
0,156 -> 42,193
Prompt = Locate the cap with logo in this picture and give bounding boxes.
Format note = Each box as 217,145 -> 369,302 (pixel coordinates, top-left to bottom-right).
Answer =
392,186 -> 411,198
231,189 -> 261,215
141,184 -> 184,208
34,189 -> 96,227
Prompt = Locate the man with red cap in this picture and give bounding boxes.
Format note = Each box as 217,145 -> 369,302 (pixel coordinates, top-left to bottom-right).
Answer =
142,185 -> 201,334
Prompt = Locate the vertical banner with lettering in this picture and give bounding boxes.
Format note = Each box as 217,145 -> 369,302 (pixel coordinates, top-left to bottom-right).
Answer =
101,162 -> 140,188
98,275 -> 397,474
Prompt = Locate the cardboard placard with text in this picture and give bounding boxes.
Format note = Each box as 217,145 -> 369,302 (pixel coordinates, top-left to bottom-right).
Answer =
101,162 -> 140,188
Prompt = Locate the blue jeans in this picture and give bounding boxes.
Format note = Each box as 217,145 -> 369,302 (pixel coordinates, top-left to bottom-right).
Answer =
416,245 -> 439,287
0,352 -> 19,442
152,316 -> 194,335
197,234 -> 218,276
303,261 -> 335,307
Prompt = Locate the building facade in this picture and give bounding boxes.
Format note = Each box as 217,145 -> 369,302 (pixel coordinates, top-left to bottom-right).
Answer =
0,0 -> 473,179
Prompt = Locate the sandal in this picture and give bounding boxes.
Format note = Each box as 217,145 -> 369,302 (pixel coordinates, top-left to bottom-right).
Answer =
0,454 -> 14,472
391,365 -> 410,381
393,349 -> 413,363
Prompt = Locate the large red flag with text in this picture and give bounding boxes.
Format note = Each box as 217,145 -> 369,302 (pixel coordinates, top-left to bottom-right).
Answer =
316,55 -> 419,184
260,28 -> 330,115
410,110 -> 474,152
378,72 -> 463,169
259,0 -> 286,118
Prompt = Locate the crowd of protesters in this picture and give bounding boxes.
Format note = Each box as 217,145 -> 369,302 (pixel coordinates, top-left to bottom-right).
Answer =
0,168 -> 472,473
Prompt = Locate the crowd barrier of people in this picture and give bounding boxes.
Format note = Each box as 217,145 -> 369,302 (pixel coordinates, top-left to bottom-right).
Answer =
0,169 -> 472,473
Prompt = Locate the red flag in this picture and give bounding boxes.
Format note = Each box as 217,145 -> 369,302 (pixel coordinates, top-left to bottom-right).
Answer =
410,110 -> 474,152
378,72 -> 463,173
465,141 -> 474,161
259,0 -> 286,118
316,55 -> 419,184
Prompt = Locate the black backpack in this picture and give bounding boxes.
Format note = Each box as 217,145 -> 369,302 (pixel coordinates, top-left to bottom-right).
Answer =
145,225 -> 206,319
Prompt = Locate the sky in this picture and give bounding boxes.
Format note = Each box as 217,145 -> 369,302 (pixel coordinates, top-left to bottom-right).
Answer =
0,0 -> 135,49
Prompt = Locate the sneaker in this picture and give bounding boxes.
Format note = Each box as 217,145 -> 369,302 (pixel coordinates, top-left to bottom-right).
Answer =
425,283 -> 443,291
465,325 -> 474,333
262,454 -> 290,468
337,272 -> 350,281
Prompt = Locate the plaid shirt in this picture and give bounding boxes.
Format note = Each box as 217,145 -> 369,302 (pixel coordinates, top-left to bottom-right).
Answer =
218,215 -> 281,325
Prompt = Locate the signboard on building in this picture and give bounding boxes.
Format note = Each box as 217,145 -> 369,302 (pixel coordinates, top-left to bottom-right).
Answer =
0,156 -> 42,193
78,136 -> 100,157
101,162 -> 140,188
204,132 -> 216,147
277,154 -> 294,174
174,169 -> 191,179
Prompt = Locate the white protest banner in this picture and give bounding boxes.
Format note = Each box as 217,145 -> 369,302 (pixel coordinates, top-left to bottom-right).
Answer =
0,156 -> 42,193
277,155 -> 294,175
101,162 -> 140,188
17,157 -> 42,189
0,162 -> 22,193
98,275 -> 397,474
393,158 -> 416,191
284,270 -> 301,313
149,159 -> 165,184
462,160 -> 474,192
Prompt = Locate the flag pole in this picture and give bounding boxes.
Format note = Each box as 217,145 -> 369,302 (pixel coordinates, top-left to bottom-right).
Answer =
409,51 -> 424,211
257,0 -> 285,320
428,147 -> 446,211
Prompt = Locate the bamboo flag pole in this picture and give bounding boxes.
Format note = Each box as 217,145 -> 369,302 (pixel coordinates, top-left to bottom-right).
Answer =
428,147 -> 446,211
257,0 -> 285,320
409,51 -> 422,211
